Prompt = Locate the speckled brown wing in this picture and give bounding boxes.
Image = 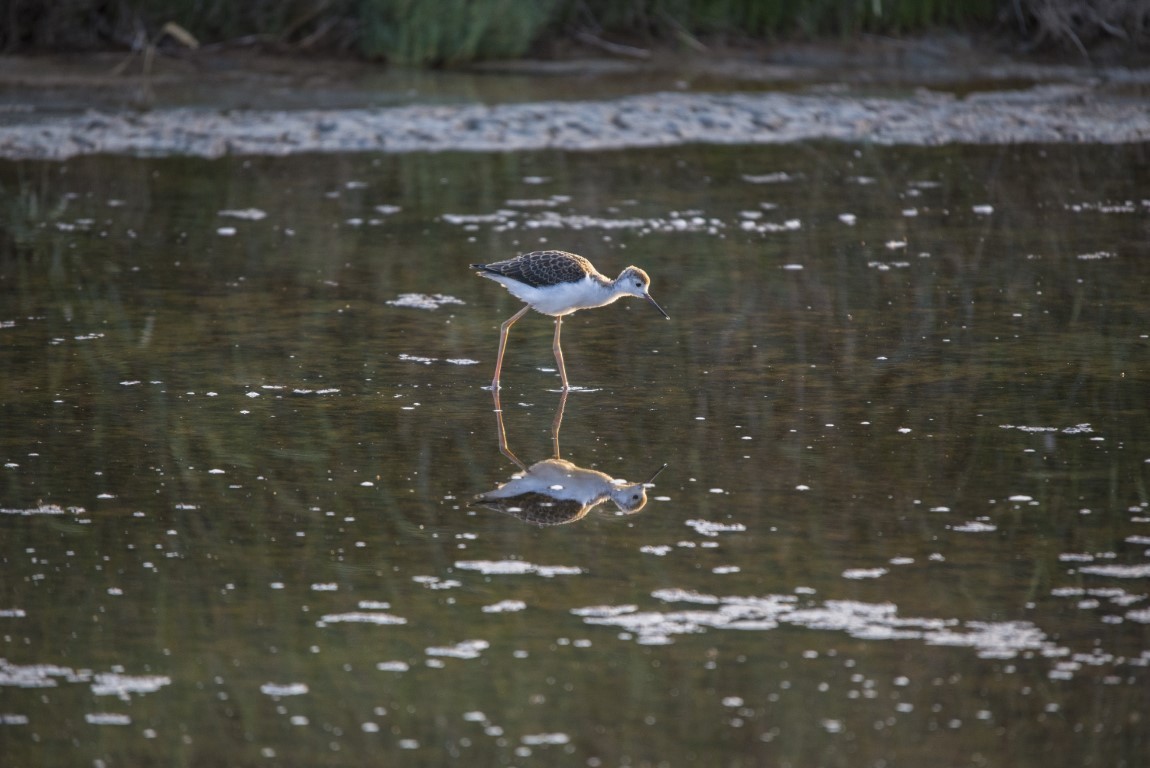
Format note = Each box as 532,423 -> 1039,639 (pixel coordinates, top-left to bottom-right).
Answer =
476,250 -> 593,288
470,493 -> 591,526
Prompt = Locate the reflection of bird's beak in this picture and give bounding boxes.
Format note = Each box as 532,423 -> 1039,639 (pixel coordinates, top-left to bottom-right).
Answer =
643,463 -> 669,486
645,293 -> 670,319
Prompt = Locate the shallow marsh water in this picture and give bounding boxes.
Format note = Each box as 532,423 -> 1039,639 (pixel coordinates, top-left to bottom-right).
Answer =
1,141 -> 1149,767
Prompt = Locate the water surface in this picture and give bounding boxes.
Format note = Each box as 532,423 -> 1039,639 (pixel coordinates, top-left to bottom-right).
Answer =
2,142 -> 1148,766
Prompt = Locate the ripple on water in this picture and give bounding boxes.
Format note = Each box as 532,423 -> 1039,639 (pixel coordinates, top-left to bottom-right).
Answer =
651,588 -> 721,605
1,504 -> 85,516
482,600 -> 527,613
91,673 -> 172,700
570,604 -> 638,618
1066,200 -> 1147,214
386,293 -> 465,310
999,423 -> 1094,435
315,611 -> 407,627
1078,564 -> 1150,579
948,520 -> 998,533
842,568 -> 889,580
574,590 -> 1071,667
413,575 -> 462,590
0,660 -> 85,688
741,172 -> 801,184
426,640 -> 490,660
85,713 -> 131,726
259,682 -> 309,697
442,208 -> 735,236
217,208 -> 266,220
0,660 -> 169,695
454,560 -> 582,577
521,732 -> 570,746
924,621 -> 1052,658
684,519 -> 747,537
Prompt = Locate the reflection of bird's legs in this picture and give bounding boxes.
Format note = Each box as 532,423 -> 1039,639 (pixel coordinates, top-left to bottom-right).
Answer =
491,389 -> 526,471
551,389 -> 569,459
552,316 -> 569,391
492,305 -> 530,390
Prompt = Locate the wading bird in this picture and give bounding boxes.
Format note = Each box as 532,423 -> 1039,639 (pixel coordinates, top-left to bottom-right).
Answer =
470,250 -> 669,390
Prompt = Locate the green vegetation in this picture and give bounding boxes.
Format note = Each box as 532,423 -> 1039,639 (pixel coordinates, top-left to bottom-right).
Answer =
0,0 -> 1143,64
581,0 -> 1000,39
359,0 -> 558,63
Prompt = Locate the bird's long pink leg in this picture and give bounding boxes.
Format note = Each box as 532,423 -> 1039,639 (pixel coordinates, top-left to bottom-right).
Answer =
491,388 -> 526,470
551,388 -> 569,458
492,305 -> 530,390
553,316 -> 569,391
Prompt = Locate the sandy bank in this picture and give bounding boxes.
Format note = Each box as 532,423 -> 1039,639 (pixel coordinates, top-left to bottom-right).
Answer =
3,84 -> 1148,160
2,41 -> 1148,159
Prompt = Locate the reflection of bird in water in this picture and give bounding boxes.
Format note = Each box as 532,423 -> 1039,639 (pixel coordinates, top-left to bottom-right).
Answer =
473,390 -> 665,527
470,250 -> 669,391
472,458 -> 654,527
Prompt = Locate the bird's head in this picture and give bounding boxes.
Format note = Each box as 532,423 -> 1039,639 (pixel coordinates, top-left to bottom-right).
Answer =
609,481 -> 650,515
616,266 -> 669,319
607,463 -> 666,515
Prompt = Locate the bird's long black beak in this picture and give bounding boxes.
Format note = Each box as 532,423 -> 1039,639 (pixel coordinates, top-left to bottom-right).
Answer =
645,293 -> 670,319
643,463 -> 669,486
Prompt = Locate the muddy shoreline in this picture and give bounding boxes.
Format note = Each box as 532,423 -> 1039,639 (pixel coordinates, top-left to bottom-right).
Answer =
4,87 -> 1148,160
2,42 -> 1148,159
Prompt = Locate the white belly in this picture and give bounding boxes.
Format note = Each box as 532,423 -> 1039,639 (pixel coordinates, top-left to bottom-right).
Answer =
489,274 -> 617,316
